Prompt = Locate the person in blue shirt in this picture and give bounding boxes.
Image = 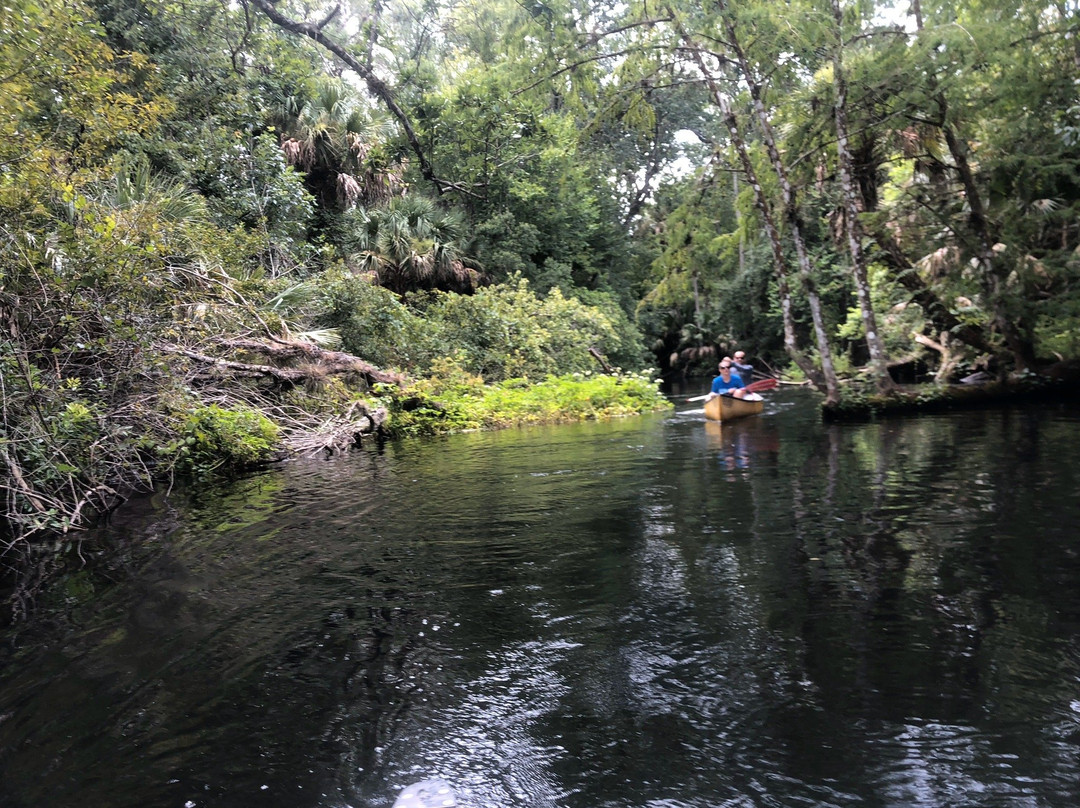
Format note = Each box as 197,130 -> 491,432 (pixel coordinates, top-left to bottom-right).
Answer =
708,361 -> 747,400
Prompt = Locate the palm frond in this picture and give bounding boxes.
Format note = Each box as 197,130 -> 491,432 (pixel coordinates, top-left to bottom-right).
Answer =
1031,198 -> 1060,215
264,281 -> 318,313
294,328 -> 343,349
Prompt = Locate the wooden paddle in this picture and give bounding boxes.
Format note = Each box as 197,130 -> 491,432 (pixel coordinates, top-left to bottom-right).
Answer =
685,377 -> 778,402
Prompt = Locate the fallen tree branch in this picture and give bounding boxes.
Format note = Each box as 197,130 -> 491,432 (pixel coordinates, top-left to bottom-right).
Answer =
588,347 -> 613,374
160,340 -> 405,387
0,446 -> 50,514
227,337 -> 405,382
285,400 -> 388,457
914,330 -> 960,383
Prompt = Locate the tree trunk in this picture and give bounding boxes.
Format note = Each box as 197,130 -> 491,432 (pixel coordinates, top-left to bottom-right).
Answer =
715,0 -> 842,402
868,226 -> 993,355
670,12 -> 832,399
914,331 -> 960,383
939,120 -> 1037,370
734,172 -> 745,276
829,0 -> 895,393
162,339 -> 406,387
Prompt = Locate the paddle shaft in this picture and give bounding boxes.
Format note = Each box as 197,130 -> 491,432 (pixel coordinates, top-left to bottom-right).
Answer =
686,378 -> 777,402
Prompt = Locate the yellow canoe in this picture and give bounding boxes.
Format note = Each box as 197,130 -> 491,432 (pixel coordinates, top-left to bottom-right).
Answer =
704,394 -> 764,422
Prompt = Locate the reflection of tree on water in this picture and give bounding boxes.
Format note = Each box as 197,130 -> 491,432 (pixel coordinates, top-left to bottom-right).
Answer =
4,398 -> 1080,807
786,410 -> 1080,800
704,419 -> 781,473
587,489 -> 796,802
549,417 -> 816,804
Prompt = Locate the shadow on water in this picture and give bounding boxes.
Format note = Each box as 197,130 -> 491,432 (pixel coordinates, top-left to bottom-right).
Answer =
2,391 -> 1080,807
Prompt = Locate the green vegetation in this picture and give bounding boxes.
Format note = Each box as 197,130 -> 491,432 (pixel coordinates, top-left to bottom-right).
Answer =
382,362 -> 670,436
1,0 -> 1078,581
319,273 -> 645,379
162,405 -> 281,475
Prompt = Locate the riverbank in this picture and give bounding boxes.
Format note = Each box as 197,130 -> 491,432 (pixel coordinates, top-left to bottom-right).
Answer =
1,365 -> 670,618
822,367 -> 1080,420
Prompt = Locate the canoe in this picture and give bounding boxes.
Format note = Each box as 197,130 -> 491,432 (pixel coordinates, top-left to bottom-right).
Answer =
704,393 -> 764,422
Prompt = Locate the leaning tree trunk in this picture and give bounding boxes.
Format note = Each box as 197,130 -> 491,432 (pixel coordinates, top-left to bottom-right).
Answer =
939,118 -> 1037,370
867,223 -> 994,356
715,0 -> 842,402
670,15 -> 832,399
829,0 -> 895,393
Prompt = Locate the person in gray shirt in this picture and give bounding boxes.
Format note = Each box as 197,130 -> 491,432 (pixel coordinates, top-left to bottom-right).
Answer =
732,350 -> 754,381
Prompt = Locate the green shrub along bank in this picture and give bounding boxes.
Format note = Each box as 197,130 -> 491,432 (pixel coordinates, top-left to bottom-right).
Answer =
319,273 -> 649,382
379,363 -> 671,436
157,405 -> 281,475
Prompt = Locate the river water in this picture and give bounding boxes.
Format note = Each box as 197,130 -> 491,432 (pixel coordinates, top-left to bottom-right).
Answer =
2,389 -> 1080,808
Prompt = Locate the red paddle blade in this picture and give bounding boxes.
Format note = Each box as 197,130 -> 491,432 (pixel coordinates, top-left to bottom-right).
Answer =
745,378 -> 778,393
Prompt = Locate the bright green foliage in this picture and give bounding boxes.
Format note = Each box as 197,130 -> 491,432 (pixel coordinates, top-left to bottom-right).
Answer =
382,360 -> 670,436
163,405 -> 280,475
320,274 -> 648,381
422,278 -> 642,381
0,0 -> 169,188
318,270 -> 435,369
835,264 -> 926,359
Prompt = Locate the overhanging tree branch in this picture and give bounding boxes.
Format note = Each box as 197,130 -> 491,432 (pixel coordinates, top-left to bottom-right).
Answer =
246,0 -> 451,197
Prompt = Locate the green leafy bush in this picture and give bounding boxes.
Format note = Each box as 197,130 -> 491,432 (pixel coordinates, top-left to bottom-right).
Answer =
318,269 -> 437,370
381,363 -> 670,436
422,277 -> 635,381
321,274 -> 648,382
164,405 -> 280,475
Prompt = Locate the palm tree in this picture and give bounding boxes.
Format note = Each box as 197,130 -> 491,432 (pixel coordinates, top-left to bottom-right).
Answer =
351,197 -> 481,294
277,79 -> 404,211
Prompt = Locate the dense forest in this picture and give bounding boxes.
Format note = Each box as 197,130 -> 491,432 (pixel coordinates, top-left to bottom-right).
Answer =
2,0 -> 1078,569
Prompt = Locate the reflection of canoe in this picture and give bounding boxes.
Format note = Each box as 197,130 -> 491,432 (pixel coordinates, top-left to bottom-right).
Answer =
704,394 -> 764,422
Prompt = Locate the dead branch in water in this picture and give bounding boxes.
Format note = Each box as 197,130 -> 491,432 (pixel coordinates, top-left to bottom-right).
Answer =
285,401 -> 389,457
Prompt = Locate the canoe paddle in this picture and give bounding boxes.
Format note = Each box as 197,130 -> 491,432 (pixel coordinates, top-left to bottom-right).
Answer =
685,378 -> 778,402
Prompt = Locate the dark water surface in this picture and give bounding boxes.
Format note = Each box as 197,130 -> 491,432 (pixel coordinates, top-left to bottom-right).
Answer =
2,390 -> 1080,808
